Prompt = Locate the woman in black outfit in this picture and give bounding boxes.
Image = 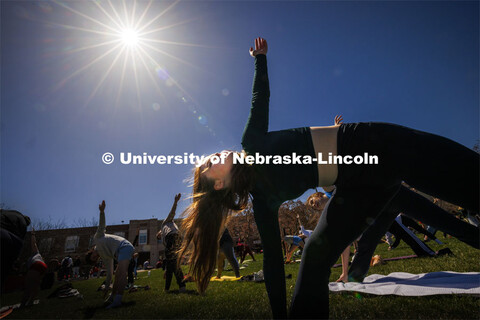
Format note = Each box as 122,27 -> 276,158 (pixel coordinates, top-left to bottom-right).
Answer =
178,37 -> 479,319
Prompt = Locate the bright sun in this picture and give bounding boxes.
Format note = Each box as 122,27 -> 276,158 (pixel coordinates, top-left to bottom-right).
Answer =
120,28 -> 139,47
52,0 -> 206,108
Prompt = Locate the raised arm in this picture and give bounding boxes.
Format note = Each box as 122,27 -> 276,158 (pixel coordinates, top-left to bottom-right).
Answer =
253,199 -> 287,319
165,194 -> 181,223
96,200 -> 106,238
242,37 -> 270,150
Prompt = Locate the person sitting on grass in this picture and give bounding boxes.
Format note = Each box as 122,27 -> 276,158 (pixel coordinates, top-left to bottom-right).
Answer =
85,200 -> 134,309
20,228 -> 48,308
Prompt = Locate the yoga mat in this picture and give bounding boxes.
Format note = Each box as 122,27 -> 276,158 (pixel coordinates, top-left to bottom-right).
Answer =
329,271 -> 480,296
0,300 -> 40,314
210,276 -> 242,282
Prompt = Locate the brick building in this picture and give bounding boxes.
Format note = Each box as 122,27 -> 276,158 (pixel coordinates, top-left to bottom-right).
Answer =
18,218 -> 183,268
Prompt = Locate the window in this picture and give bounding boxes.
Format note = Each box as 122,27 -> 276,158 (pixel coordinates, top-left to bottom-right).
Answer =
65,236 -> 80,253
39,238 -> 53,253
139,229 -> 148,245
114,231 -> 125,238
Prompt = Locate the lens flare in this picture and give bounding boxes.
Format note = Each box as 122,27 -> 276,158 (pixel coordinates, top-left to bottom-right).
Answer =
120,28 -> 139,47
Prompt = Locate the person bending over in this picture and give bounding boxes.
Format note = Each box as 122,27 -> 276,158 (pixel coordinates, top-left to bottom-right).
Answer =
177,37 -> 479,319
1,210 -> 31,292
157,194 -> 186,293
85,201 -> 134,309
20,228 -> 47,307
346,186 -> 479,283
216,228 -> 241,278
284,215 -> 313,263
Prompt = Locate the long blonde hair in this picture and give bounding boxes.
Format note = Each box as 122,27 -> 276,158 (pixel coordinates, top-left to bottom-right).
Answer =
178,161 -> 253,294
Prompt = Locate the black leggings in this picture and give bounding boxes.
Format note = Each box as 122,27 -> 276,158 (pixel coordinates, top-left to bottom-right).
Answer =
164,233 -> 185,290
349,186 -> 479,282
387,216 -> 436,256
289,122 -> 479,319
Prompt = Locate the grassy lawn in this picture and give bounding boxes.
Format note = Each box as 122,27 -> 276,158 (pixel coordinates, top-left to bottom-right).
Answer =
1,236 -> 479,319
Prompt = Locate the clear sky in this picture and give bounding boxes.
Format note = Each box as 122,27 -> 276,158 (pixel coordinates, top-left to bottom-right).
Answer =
1,1 -> 478,227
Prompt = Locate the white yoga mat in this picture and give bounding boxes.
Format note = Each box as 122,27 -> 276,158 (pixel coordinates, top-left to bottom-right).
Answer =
329,271 -> 480,296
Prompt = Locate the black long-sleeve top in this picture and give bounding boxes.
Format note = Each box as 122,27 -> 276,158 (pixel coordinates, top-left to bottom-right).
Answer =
241,55 -> 318,318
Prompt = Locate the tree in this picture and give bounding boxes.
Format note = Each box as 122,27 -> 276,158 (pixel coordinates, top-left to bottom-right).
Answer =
72,217 -> 99,228
30,216 -> 68,231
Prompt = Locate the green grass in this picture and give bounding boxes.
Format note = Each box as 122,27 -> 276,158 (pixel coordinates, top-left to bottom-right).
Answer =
2,236 -> 479,319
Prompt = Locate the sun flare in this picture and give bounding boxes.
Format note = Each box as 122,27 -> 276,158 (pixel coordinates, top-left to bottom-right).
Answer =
45,0 -> 213,117
120,28 -> 140,47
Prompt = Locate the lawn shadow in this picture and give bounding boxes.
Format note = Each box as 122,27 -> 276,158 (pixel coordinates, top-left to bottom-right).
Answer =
165,289 -> 198,296
83,301 -> 136,319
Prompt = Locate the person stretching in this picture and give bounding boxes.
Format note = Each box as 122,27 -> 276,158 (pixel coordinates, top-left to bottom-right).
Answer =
178,37 -> 479,319
284,215 -> 313,263
157,194 -> 186,292
216,228 -> 241,278
85,201 -> 134,309
20,228 -> 47,307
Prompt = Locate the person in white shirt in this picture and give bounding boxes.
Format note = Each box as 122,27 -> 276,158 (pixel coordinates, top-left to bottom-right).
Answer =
85,201 -> 134,309
284,215 -> 313,263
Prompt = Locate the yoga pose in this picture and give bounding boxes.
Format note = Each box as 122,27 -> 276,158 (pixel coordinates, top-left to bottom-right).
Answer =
21,228 -> 48,307
216,228 -> 240,278
179,37 -> 479,318
85,201 -> 134,309
1,210 -> 31,292
346,185 -> 479,283
235,238 -> 256,264
157,194 -> 186,292
284,215 -> 313,263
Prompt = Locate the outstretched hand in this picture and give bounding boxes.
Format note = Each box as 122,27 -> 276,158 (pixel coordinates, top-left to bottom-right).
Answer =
174,193 -> 181,203
99,200 -> 106,212
334,115 -> 343,126
249,37 -> 268,57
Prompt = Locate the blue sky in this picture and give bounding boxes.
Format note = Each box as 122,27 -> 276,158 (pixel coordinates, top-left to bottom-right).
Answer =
1,1 -> 478,227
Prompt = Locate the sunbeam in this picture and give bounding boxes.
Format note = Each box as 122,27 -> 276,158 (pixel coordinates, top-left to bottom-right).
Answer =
46,0 -> 209,109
